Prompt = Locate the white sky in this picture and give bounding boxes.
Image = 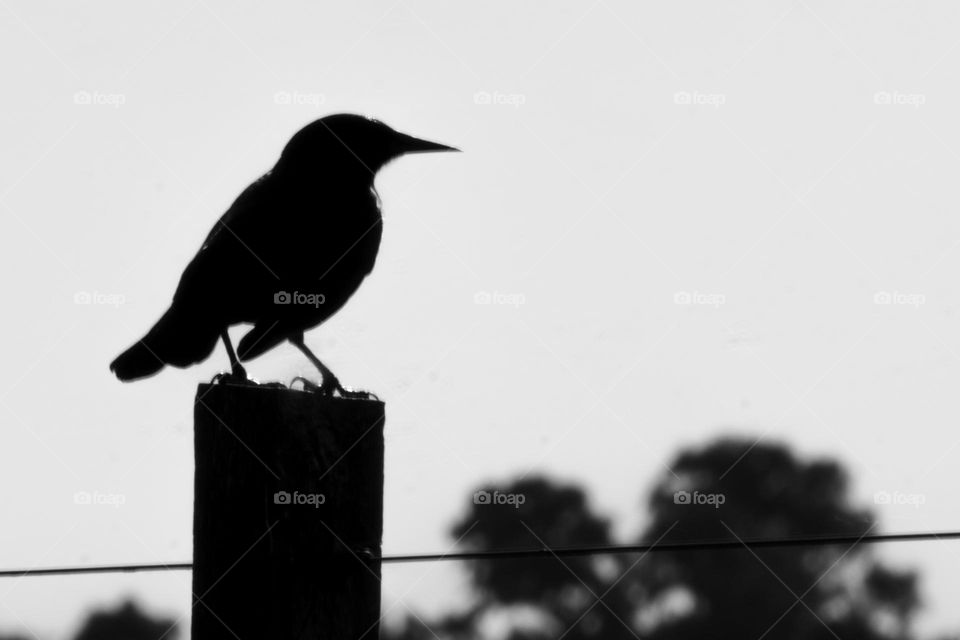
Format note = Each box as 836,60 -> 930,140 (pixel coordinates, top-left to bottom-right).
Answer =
2,0 -> 960,637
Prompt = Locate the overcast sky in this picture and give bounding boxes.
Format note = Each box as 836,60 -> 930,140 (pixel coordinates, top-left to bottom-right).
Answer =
3,0 -> 960,637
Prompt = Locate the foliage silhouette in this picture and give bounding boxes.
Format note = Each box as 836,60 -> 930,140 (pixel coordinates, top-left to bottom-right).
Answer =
634,437 -> 918,640
384,437 -> 922,640
0,598 -> 176,640
71,599 -> 177,640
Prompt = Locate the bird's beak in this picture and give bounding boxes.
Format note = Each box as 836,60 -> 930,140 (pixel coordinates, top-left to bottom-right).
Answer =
394,131 -> 460,154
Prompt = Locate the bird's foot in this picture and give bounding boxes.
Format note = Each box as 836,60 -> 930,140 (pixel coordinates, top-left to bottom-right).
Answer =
336,385 -> 378,401
292,376 -> 330,396
293,376 -> 378,400
211,372 -> 251,385
210,363 -> 250,385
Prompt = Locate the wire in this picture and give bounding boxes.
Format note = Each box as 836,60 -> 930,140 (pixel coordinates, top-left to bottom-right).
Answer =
2,530 -> 959,578
383,530 -> 960,563
0,563 -> 193,577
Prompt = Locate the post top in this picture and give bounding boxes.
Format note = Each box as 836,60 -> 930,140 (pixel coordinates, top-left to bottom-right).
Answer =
196,380 -> 384,406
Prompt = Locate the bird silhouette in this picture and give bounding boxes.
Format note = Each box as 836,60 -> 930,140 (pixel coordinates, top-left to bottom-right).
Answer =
110,113 -> 458,397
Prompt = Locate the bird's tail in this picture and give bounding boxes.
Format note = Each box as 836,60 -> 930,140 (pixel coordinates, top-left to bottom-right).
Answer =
110,307 -> 220,381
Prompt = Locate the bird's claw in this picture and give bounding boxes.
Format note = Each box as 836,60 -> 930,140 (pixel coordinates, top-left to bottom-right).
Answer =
292,376 -> 377,400
337,386 -> 378,401
209,361 -> 251,386
210,371 -> 252,386
294,376 -> 327,395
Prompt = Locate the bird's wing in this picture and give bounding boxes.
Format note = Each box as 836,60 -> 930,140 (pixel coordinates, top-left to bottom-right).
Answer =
171,172 -> 279,319
196,172 -> 272,252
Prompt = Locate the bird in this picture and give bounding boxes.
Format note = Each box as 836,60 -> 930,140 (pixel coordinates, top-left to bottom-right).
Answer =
110,113 -> 458,397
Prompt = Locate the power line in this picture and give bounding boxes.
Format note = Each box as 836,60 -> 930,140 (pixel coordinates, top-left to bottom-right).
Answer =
375,529 -> 960,563
2,530 -> 959,578
0,562 -> 193,577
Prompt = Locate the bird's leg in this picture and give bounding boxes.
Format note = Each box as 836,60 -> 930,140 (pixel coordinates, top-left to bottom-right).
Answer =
289,334 -> 341,396
220,329 -> 248,380
289,334 -> 368,398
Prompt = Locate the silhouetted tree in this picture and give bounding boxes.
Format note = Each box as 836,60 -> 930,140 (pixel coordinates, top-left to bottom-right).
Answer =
633,437 -> 920,640
385,436 -> 924,640
386,476 -> 633,640
72,599 -> 177,640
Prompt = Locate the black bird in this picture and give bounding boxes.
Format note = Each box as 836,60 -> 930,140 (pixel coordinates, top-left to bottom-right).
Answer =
110,113 -> 458,396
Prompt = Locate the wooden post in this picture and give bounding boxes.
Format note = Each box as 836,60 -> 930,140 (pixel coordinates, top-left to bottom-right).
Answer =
191,382 -> 385,639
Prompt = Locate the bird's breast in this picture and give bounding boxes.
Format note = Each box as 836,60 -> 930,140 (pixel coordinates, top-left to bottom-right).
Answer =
289,187 -> 383,285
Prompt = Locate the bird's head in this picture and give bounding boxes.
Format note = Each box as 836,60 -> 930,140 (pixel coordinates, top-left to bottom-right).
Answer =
276,113 -> 458,178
